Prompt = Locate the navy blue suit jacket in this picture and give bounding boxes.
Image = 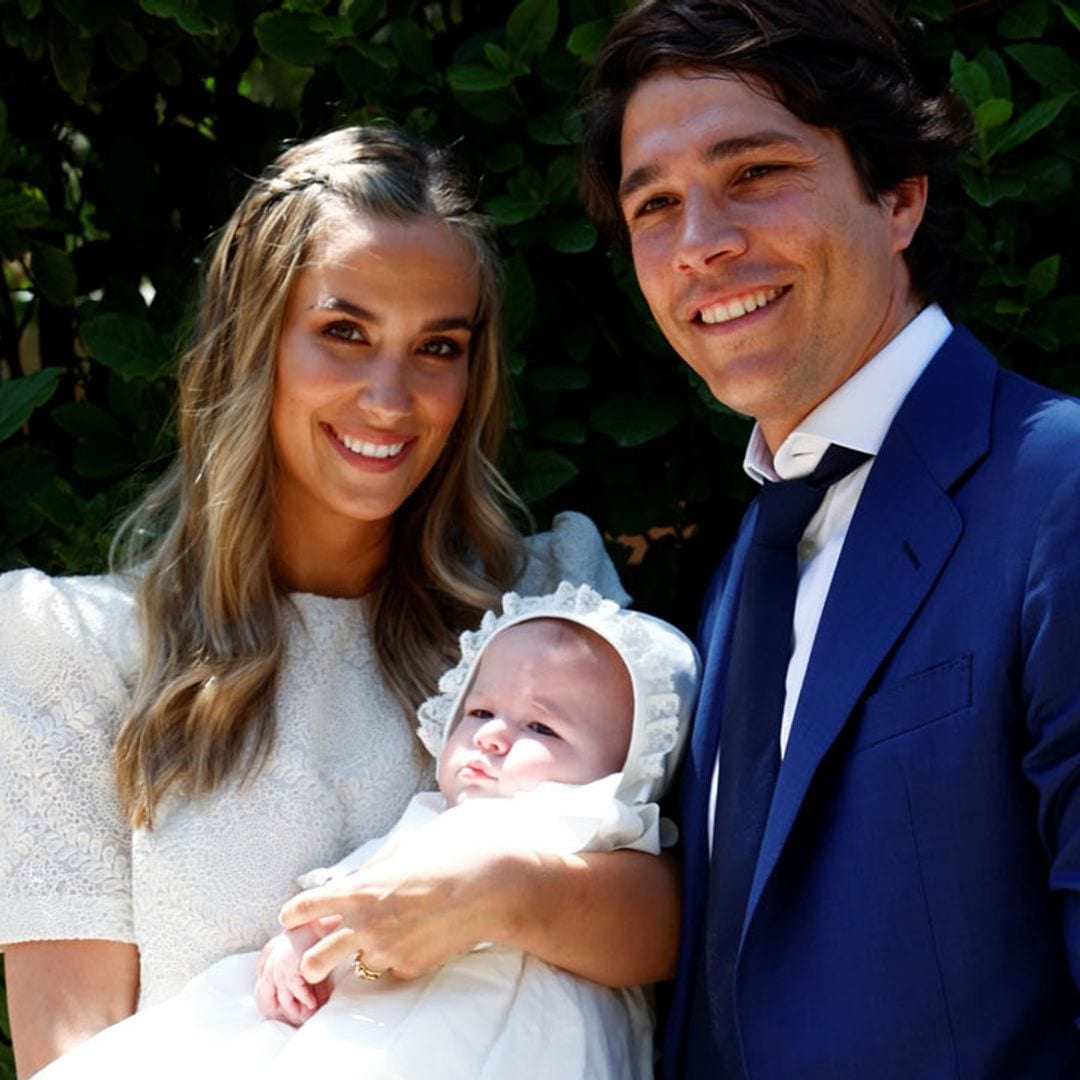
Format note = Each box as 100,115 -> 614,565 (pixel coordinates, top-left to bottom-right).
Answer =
664,328 -> 1080,1078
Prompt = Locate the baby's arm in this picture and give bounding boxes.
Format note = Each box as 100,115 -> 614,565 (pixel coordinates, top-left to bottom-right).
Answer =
254,923 -> 333,1026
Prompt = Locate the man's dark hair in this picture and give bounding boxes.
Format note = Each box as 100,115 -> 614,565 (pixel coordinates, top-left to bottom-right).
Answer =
580,0 -> 973,305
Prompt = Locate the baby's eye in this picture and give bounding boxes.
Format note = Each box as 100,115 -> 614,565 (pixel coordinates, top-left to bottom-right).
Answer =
324,321 -> 365,343
420,337 -> 465,359
527,721 -> 559,739
468,708 -> 494,721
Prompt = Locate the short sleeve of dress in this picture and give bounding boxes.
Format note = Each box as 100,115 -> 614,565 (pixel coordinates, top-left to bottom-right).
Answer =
0,569 -> 138,947
516,511 -> 630,606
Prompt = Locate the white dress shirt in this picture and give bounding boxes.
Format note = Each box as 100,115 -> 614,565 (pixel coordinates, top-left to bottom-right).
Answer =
707,304 -> 954,848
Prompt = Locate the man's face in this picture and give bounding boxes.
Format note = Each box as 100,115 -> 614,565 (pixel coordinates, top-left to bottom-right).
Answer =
619,69 -> 926,451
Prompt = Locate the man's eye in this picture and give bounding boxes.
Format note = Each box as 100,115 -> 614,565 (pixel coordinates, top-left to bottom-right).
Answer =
740,163 -> 783,181
634,194 -> 673,218
324,322 -> 365,343
527,721 -> 559,738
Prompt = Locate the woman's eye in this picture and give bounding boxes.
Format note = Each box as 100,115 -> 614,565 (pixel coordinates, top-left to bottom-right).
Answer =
527,721 -> 559,739
324,321 -> 365,343
421,337 -> 465,359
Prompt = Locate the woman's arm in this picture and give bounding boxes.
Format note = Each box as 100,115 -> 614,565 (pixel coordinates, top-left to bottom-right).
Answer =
5,940 -> 139,1078
279,846 -> 680,988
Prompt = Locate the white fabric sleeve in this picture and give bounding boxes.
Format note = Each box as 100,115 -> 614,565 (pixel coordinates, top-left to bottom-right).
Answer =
0,569 -> 138,946
517,511 -> 630,606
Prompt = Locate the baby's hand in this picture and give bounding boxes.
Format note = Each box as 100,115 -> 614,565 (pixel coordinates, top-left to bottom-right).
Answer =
255,925 -> 330,1026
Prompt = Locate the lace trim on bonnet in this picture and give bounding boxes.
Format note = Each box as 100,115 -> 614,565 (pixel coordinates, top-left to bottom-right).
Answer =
416,581 -> 698,806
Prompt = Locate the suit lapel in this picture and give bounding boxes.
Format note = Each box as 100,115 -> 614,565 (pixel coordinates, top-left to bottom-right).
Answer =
745,327 -> 998,919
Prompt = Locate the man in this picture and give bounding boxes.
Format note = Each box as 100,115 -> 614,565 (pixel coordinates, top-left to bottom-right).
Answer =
581,2 -> 1080,1077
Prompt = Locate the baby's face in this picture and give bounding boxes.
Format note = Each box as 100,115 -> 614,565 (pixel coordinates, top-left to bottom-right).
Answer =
438,619 -> 633,805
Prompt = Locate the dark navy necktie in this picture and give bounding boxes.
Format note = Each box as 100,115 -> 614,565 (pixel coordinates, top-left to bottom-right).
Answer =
684,443 -> 870,1079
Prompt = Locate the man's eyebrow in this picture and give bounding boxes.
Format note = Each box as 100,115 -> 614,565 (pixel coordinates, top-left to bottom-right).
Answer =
618,131 -> 807,204
310,296 -> 474,332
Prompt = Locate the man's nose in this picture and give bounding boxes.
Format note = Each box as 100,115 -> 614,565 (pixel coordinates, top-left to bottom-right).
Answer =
673,188 -> 748,273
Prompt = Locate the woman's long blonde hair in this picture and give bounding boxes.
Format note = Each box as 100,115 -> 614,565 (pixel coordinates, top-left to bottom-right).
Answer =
112,127 -> 526,828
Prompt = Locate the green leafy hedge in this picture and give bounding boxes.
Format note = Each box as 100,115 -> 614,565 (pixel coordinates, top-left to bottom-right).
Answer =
0,0 -> 1077,1058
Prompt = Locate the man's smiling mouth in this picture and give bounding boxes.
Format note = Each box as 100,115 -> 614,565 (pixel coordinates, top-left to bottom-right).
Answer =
697,286 -> 787,325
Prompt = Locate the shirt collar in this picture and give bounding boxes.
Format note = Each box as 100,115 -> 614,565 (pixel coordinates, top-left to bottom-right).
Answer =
744,304 -> 953,484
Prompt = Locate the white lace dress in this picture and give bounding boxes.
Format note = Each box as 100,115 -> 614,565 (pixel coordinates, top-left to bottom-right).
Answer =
35,780 -> 661,1080
0,511 -> 627,1008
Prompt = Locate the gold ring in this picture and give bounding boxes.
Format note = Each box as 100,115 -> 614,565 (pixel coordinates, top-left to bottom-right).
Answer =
353,951 -> 384,981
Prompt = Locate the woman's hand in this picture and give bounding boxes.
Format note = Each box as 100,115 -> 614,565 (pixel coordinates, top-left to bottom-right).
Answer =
278,834 -> 680,988
254,926 -> 331,1026
5,939 -> 139,1078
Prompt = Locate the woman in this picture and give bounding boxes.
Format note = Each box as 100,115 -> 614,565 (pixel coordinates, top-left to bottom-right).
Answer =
0,127 -> 679,1076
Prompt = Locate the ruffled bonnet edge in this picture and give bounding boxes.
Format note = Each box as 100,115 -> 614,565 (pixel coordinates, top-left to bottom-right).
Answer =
416,581 -> 701,807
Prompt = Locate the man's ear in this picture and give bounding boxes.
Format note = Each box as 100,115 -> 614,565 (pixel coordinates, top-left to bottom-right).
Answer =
886,175 -> 929,253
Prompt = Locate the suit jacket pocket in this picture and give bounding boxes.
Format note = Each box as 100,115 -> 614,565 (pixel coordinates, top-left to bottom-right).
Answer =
850,654 -> 973,753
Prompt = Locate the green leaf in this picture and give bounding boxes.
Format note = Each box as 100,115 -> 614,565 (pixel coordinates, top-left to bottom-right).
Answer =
543,152 -> 579,203
1056,1 -> 1080,32
959,168 -> 1026,206
1005,44 -> 1080,94
974,98 -> 1013,134
567,18 -> 609,62
19,0 -> 43,18
995,298 -> 1029,315
527,364 -> 589,390
81,313 -> 169,381
486,142 -> 524,173
999,0 -> 1050,39
507,0 -> 559,62
283,0 -> 329,11
528,108 -> 582,146
0,367 -> 63,442
254,11 -> 332,67
906,0 -> 952,19
447,64 -> 511,92
546,219 -> 597,253
515,448 -> 578,502
486,191 -> 542,225
590,394 -> 683,447
501,255 -> 535,348
950,52 -> 992,109
390,18 -> 432,78
1025,254 -> 1061,303
139,0 -> 215,35
484,42 -> 512,73
977,49 -> 1013,101
30,243 -> 76,306
104,19 -> 148,70
50,400 -> 125,439
537,418 -> 587,445
989,93 -> 1074,156
48,17 -> 93,102
0,179 -> 48,227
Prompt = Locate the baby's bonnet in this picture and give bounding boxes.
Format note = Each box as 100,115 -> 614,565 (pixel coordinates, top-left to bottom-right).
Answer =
416,581 -> 700,808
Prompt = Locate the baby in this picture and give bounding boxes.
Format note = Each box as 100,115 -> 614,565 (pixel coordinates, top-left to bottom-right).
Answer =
39,583 -> 699,1080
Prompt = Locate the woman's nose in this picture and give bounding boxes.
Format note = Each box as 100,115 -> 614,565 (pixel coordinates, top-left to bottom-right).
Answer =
673,188 -> 748,273
474,717 -> 511,755
356,351 -> 411,417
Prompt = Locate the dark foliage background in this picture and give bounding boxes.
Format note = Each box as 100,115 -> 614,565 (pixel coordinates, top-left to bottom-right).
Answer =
0,0 -> 1077,1065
